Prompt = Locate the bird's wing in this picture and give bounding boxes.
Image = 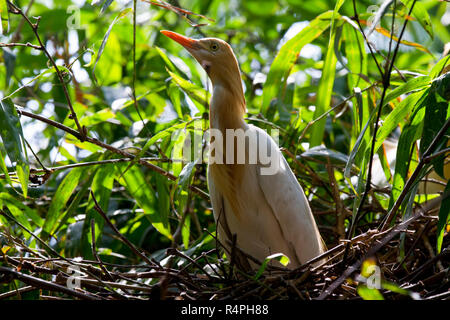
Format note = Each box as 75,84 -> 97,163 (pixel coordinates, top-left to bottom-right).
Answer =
251,125 -> 324,264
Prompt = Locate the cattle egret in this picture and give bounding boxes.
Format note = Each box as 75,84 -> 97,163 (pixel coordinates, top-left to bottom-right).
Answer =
161,30 -> 325,270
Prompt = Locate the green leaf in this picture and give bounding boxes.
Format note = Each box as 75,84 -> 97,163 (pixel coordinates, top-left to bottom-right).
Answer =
436,181 -> 450,253
6,65 -> 71,99
167,69 -> 210,109
93,8 -> 131,83
261,11 -> 333,117
0,144 -> 13,188
2,48 -> 15,87
400,0 -> 433,39
383,76 -> 431,106
0,0 -> 9,35
177,161 -> 196,191
254,253 -> 290,280
429,55 -> 450,79
389,95 -> 427,212
309,0 -> 344,147
301,145 -> 350,167
155,46 -> 177,73
116,164 -> 172,239
181,213 -> 191,249
374,90 -> 425,153
357,284 -> 384,300
0,98 -> 29,198
101,0 -> 114,13
121,120 -> 195,178
52,172 -> 94,235
80,108 -> 116,127
420,77 -> 449,176
344,104 -> 379,178
0,192 -> 44,233
43,168 -> 85,235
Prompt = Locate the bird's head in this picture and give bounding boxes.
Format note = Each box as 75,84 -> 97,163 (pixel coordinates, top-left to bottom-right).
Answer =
161,30 -> 244,96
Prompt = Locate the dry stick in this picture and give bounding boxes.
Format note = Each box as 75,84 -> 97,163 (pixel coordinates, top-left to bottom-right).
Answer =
317,211 -> 422,299
90,191 -> 160,268
10,0 -> 35,43
401,247 -> 449,283
319,192 -> 448,299
166,248 -> 214,281
15,106 -> 209,200
0,212 -> 118,294
0,266 -> 101,300
90,219 -> 117,284
6,1 -> 86,141
0,42 -> 41,49
0,286 -> 36,300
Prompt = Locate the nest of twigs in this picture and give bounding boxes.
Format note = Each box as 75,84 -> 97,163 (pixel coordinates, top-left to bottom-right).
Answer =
1,200 -> 448,300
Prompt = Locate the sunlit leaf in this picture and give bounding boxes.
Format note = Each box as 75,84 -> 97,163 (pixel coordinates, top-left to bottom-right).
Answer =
400,0 -> 433,39
261,10 -> 333,117
93,8 -> 131,83
167,69 -> 210,108
309,0 -> 344,146
254,253 -> 290,280
357,284 -> 384,300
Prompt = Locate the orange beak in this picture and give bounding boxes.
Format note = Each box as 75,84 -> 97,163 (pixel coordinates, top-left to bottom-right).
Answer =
161,30 -> 198,49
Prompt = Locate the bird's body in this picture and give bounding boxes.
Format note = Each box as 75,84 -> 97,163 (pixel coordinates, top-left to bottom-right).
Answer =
162,31 -> 325,269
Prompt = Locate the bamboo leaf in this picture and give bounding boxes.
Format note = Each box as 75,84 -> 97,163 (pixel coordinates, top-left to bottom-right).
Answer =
400,0 -> 433,39
344,104 -> 379,178
254,253 -> 290,280
116,164 -> 172,239
309,0 -> 344,146
93,8 -> 131,82
167,69 -> 210,109
436,181 -> 450,253
0,144 -> 13,188
261,10 -> 333,117
389,94 -> 428,211
85,164 -> 115,247
0,98 -> 29,198
101,0 -> 114,13
374,86 -> 429,154
0,192 -> 43,228
43,168 -> 85,235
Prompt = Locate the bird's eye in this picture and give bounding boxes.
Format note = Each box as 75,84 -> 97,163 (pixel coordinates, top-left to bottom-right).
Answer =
210,42 -> 219,51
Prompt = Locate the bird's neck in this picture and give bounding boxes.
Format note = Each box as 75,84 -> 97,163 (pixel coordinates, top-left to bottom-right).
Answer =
209,81 -> 246,131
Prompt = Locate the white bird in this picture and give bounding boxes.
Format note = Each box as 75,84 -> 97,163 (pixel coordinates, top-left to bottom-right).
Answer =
162,30 -> 325,270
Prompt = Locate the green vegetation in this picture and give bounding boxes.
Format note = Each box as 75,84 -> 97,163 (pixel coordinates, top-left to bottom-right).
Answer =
0,0 -> 448,300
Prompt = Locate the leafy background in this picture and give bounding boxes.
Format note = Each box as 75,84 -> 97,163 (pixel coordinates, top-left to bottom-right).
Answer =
0,0 -> 449,300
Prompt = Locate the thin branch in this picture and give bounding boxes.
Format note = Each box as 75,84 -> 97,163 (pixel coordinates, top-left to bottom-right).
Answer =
90,191 -> 160,268
6,0 -> 87,141
381,118 -> 450,230
0,266 -> 101,300
15,106 -> 209,200
346,0 -> 418,241
0,42 -> 42,50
